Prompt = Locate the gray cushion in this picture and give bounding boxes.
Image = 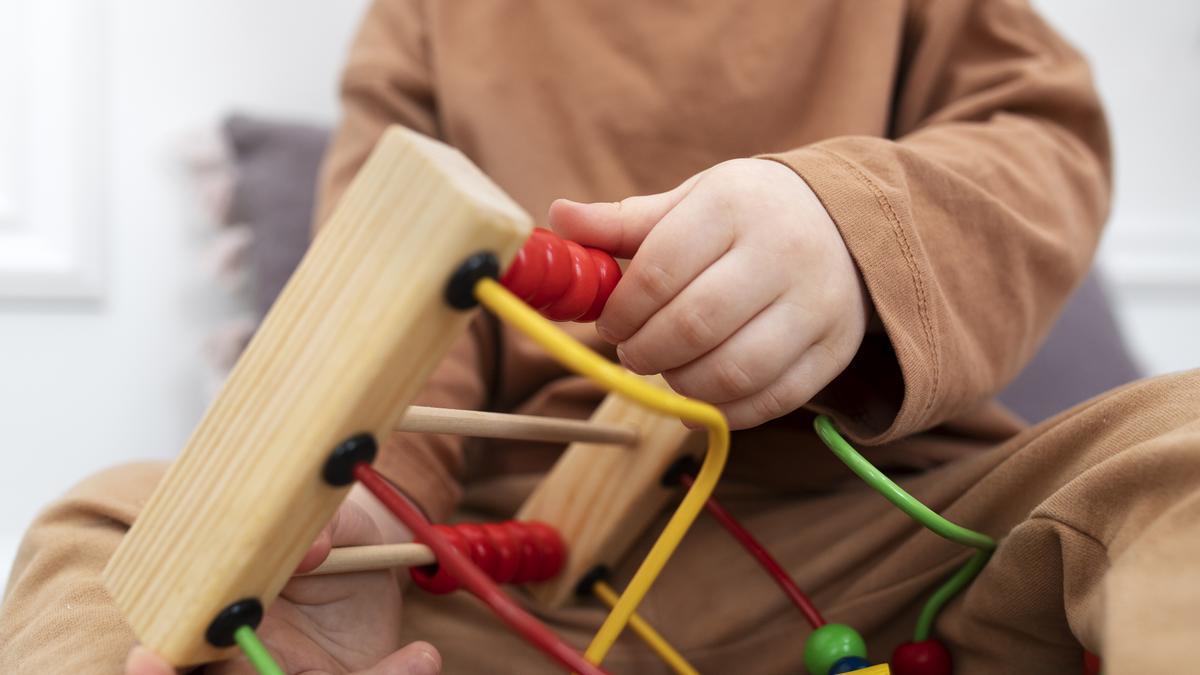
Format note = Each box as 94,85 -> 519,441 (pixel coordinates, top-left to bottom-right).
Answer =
223,114 -> 329,316
997,272 -> 1141,422
221,114 -> 1141,423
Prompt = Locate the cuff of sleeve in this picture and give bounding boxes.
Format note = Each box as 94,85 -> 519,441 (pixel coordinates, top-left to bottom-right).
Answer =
370,319 -> 490,523
759,142 -> 941,444
374,432 -> 464,524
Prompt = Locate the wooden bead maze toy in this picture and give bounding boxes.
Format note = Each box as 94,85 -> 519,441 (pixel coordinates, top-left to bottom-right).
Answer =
104,126 -> 1001,675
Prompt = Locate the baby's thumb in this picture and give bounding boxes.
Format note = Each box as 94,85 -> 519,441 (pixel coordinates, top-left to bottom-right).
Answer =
359,641 -> 442,675
294,523 -> 333,575
124,646 -> 174,675
548,174 -> 699,258
295,496 -> 381,575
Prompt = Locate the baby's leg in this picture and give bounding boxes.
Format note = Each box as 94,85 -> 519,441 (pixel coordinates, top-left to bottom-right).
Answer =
0,462 -> 168,673
935,369 -> 1200,673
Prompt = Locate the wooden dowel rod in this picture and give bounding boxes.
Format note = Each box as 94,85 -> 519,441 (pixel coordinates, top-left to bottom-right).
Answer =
303,543 -> 437,576
397,406 -> 638,446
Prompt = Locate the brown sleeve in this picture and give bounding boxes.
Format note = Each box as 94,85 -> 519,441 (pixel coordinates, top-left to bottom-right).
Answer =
0,463 -> 167,673
315,0 -> 437,228
763,0 -> 1111,443
377,319 -> 495,522
313,0 -> 487,521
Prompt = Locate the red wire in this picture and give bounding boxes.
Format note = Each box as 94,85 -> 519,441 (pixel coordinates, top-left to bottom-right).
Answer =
680,473 -> 826,629
353,463 -> 609,675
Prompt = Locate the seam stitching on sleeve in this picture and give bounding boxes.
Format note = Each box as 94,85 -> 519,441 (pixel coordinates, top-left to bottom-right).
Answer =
813,147 -> 940,414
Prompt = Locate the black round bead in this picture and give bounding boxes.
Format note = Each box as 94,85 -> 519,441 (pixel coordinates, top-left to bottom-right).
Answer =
205,598 -> 264,647
444,252 -> 500,310
322,433 -> 378,486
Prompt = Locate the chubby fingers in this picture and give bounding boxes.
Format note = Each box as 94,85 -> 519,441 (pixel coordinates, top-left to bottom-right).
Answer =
124,646 -> 175,675
661,286 -> 864,429
548,173 -> 702,259
672,290 -> 865,429
356,640 -> 442,675
660,298 -> 819,403
715,342 -> 846,429
294,491 -> 384,574
549,173 -> 720,346
615,245 -> 785,375
596,189 -> 738,346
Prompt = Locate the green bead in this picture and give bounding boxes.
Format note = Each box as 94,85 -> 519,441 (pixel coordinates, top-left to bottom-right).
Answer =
803,624 -> 867,675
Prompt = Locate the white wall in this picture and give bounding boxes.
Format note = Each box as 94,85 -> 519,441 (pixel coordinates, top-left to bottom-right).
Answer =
0,0 -> 370,579
1036,0 -> 1200,375
0,2 -> 1196,582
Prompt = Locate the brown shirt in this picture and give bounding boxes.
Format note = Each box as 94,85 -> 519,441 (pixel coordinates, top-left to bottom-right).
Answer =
315,0 -> 1109,520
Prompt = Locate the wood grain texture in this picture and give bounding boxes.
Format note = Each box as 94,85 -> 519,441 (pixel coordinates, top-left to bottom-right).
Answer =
302,544 -> 437,576
103,126 -> 531,666
397,405 -> 638,445
516,376 -> 701,608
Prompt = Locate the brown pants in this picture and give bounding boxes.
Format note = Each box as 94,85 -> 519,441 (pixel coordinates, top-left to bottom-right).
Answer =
1,371 -> 1197,674
400,370 -> 1200,674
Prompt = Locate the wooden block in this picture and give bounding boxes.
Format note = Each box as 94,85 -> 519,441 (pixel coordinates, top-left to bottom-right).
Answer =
516,376 -> 702,608
103,126 -> 531,666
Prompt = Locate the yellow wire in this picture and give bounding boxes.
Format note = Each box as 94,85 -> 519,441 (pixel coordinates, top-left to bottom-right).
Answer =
474,278 -> 730,667
592,580 -> 700,675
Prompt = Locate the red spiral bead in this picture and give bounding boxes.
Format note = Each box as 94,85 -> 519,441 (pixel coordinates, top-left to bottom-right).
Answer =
410,520 -> 566,594
500,228 -> 621,322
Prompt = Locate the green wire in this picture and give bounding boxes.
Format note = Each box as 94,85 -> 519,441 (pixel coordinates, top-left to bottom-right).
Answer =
234,624 -> 285,675
912,549 -> 990,640
814,415 -> 996,641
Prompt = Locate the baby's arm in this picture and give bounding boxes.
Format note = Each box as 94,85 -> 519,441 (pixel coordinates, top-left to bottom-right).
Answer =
554,1 -> 1109,438
315,0 -> 436,230
0,464 -> 161,672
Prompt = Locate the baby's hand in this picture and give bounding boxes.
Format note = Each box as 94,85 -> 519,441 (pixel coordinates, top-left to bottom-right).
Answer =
550,159 -> 870,429
124,486 -> 440,675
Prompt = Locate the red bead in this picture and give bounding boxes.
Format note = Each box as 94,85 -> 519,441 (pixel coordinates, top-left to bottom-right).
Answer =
410,520 -> 567,594
500,228 -> 621,322
480,522 -> 521,584
526,229 -> 573,309
891,639 -> 953,675
543,240 -> 600,321
455,523 -> 498,582
578,248 -> 621,322
506,520 -> 544,583
498,243 -> 545,301
524,521 -> 566,582
410,524 -> 469,594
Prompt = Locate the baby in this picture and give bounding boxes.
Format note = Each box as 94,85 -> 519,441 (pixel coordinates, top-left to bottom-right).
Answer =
4,2 -> 1199,674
